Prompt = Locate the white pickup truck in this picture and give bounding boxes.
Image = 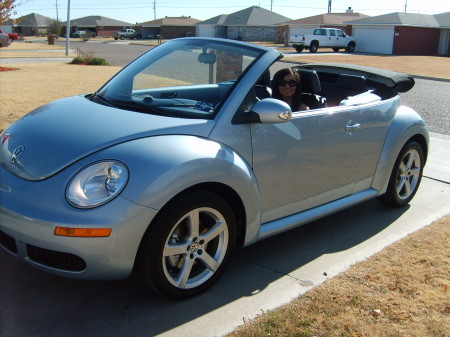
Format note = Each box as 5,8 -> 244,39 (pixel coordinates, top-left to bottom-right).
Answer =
289,28 -> 356,53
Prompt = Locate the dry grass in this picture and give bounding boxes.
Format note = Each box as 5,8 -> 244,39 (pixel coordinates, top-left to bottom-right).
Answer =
0,63 -> 120,132
249,42 -> 450,79
286,54 -> 450,79
228,214 -> 450,337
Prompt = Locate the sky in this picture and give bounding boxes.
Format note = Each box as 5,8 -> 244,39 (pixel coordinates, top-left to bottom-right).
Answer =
12,0 -> 450,24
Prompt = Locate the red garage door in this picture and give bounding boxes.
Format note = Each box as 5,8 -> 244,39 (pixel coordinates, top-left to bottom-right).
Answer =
393,26 -> 440,55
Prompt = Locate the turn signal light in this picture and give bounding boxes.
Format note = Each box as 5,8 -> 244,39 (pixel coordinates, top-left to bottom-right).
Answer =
54,227 -> 112,237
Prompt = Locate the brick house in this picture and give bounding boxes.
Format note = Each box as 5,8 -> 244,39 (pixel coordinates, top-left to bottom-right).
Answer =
140,16 -> 201,39
346,12 -> 450,56
196,6 -> 291,42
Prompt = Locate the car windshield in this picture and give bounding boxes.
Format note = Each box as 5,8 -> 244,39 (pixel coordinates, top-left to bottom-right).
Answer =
95,38 -> 264,119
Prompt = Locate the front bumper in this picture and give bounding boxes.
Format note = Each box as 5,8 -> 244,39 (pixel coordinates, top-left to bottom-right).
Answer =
0,165 -> 157,280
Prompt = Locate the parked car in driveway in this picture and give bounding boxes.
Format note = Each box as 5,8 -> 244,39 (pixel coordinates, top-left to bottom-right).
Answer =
290,28 -> 356,53
0,29 -> 18,43
0,32 -> 10,47
0,37 -> 428,299
112,28 -> 140,40
72,30 -> 93,38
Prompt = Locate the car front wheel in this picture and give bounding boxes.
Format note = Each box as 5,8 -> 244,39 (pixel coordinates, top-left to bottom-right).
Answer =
310,42 -> 318,53
136,189 -> 236,299
346,42 -> 355,52
378,141 -> 424,207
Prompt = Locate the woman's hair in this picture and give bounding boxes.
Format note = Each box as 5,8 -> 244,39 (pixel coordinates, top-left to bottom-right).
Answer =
270,68 -> 303,110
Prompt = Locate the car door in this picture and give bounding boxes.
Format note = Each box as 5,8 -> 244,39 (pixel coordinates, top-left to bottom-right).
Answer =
251,106 -> 363,224
336,29 -> 348,48
327,29 -> 336,47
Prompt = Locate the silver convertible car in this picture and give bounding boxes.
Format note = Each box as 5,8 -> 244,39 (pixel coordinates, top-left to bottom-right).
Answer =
0,38 -> 428,298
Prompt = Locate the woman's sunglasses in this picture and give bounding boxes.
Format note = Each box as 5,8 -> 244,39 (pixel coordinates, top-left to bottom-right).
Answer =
278,79 -> 297,87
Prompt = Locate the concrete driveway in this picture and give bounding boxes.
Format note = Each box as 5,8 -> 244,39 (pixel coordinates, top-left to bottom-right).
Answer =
1,133 -> 449,337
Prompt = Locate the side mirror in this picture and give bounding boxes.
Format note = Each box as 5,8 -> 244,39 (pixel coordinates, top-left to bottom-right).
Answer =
251,98 -> 292,124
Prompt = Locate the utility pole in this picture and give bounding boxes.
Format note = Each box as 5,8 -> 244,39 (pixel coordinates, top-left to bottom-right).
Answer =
328,0 -> 332,13
153,0 -> 156,20
271,0 -> 273,12
55,0 -> 59,21
404,0 -> 408,13
66,0 -> 70,56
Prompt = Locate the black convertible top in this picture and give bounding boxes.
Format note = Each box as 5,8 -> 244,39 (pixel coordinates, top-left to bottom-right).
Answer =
298,62 -> 415,93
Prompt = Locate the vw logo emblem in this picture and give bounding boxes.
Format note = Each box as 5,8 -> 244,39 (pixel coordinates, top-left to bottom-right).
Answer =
10,146 -> 25,164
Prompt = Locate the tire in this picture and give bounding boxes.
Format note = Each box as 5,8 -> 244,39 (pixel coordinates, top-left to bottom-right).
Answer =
136,189 -> 236,299
295,46 -> 304,52
9,38 -> 14,43
114,37 -> 118,40
378,141 -> 424,207
333,48 -> 340,52
120,35 -> 124,40
310,42 -> 318,53
346,42 -> 355,52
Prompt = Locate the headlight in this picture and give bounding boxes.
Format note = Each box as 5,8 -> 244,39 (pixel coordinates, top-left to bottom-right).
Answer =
66,161 -> 129,208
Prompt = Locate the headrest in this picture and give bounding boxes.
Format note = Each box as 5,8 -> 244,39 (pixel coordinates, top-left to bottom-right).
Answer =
297,69 -> 321,94
336,74 -> 366,90
257,69 -> 271,86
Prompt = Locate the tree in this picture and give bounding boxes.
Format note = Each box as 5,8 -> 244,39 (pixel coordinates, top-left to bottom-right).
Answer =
48,18 -> 62,36
0,0 -> 17,25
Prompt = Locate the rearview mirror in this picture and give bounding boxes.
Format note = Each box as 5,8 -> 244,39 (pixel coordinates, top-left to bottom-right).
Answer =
198,53 -> 216,64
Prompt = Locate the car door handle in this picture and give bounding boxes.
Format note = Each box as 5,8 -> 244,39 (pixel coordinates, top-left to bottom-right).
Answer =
345,122 -> 361,132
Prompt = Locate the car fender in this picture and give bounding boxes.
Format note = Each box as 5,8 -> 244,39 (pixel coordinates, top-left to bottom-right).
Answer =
82,135 -> 262,242
372,105 -> 429,195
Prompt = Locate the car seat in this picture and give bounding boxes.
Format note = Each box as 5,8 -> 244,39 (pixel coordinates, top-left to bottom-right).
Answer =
296,69 -> 327,109
255,69 -> 272,100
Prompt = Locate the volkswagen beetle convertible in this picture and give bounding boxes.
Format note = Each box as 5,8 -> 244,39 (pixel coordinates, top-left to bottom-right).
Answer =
0,38 -> 428,298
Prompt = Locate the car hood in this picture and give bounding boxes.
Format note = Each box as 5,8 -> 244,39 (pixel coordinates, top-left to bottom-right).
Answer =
0,96 -> 215,181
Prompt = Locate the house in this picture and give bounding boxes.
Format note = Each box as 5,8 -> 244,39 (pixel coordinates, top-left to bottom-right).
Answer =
61,16 -> 134,38
196,6 -> 291,41
12,13 -> 52,36
282,10 -> 370,37
346,12 -> 450,56
140,16 -> 201,39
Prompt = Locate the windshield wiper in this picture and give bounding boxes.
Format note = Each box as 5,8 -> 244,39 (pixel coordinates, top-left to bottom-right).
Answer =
91,93 -> 118,108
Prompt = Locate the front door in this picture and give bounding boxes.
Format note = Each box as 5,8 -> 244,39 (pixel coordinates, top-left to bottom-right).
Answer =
251,106 -> 363,223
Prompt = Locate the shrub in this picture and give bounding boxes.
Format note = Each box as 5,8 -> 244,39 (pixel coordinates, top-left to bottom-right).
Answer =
89,57 -> 109,66
70,47 -> 108,65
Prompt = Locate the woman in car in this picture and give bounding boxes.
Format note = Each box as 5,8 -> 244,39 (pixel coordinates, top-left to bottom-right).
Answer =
271,68 -> 309,111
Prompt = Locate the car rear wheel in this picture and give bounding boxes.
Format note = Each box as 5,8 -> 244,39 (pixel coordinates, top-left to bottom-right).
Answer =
378,141 -> 424,207
310,42 -> 318,53
136,189 -> 236,299
295,46 -> 304,52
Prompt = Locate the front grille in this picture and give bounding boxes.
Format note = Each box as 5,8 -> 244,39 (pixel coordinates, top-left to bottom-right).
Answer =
0,230 -> 18,254
27,244 -> 86,272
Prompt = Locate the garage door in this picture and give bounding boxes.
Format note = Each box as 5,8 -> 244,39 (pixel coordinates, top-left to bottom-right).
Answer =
353,27 -> 394,54
197,25 -> 213,37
